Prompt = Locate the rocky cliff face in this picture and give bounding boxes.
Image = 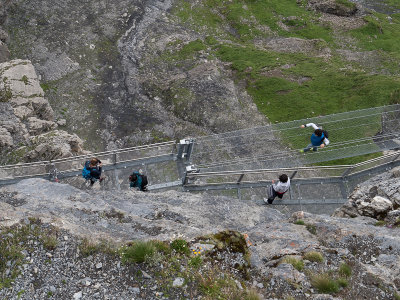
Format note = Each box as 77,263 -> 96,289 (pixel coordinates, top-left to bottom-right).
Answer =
334,166 -> 400,225
0,60 -> 86,163
0,178 -> 399,299
0,0 -> 267,151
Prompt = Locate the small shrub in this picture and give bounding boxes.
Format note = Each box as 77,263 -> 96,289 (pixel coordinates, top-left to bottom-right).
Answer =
242,288 -> 261,300
42,235 -> 58,250
337,277 -> 348,288
306,224 -> 317,235
374,220 -> 386,226
121,241 -> 156,263
282,256 -> 304,271
339,262 -> 352,277
21,75 -> 29,85
145,251 -> 165,267
189,256 -> 203,268
0,86 -> 12,102
335,0 -> 356,9
294,220 -> 305,225
171,239 -> 190,254
152,240 -> 171,254
79,238 -> 99,257
311,273 -> 339,294
304,251 -> 324,263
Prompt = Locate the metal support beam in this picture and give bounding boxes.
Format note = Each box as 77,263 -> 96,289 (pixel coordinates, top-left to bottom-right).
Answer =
237,174 -> 245,184
341,166 -> 354,178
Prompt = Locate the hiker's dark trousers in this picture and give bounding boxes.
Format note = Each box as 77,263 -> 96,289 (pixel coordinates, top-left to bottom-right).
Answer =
267,189 -> 285,204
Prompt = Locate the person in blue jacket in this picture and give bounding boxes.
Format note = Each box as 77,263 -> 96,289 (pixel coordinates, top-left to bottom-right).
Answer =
299,123 -> 330,152
129,170 -> 148,191
82,158 -> 103,185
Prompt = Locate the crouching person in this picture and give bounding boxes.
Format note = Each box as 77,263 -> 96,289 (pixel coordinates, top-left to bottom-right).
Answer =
264,174 -> 290,204
129,170 -> 148,191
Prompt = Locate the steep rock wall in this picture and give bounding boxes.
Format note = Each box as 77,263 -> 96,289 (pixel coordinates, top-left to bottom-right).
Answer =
0,60 -> 85,163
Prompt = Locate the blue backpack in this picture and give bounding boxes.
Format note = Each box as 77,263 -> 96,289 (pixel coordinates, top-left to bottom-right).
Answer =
82,161 -> 92,180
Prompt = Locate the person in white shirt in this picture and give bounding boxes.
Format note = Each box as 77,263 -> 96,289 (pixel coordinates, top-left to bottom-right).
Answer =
264,174 -> 291,204
299,123 -> 330,152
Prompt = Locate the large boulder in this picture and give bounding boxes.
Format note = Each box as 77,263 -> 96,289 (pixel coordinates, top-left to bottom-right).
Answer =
357,196 -> 393,219
334,166 -> 400,223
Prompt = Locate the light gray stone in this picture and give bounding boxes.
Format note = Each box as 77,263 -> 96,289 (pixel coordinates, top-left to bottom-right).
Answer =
172,277 -> 185,287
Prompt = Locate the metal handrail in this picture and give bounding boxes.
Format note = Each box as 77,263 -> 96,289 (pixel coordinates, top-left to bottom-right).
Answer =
185,150 -> 400,182
0,141 -> 176,170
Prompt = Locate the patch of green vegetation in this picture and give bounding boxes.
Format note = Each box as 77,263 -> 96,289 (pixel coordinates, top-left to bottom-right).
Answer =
394,291 -> 400,300
310,273 -> 339,294
121,241 -> 156,263
303,251 -> 324,263
17,289 -> 25,299
306,224 -> 317,235
337,277 -> 348,288
170,239 -> 190,255
174,0 -> 333,42
384,0 -> 400,9
281,256 -> 304,271
96,37 -> 120,63
189,256 -> 203,268
41,235 -> 58,251
374,220 -> 386,226
243,289 -> 261,300
0,219 -> 42,289
21,75 -> 29,85
198,268 -> 246,299
161,39 -> 207,62
335,0 -> 356,9
40,82 -> 58,93
151,130 -> 170,143
351,12 -> 400,52
338,262 -> 352,277
294,219 -> 305,225
0,84 -> 12,102
79,238 -> 117,257
314,152 -> 383,166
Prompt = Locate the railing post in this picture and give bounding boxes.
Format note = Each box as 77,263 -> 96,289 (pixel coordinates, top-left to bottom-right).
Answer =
177,138 -> 196,181
182,165 -> 199,185
112,152 -> 117,165
237,174 -> 245,184
177,138 -> 196,161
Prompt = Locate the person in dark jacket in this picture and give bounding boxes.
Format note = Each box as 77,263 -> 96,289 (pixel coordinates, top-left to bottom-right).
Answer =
88,158 -> 103,185
129,170 -> 148,191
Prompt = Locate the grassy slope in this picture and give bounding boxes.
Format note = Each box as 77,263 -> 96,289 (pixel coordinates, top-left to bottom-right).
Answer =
172,0 -> 400,122
168,0 -> 400,164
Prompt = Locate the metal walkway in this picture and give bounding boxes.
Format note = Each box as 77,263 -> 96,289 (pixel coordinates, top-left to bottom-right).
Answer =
1,105 -> 400,208
183,151 -> 400,205
192,104 -> 400,171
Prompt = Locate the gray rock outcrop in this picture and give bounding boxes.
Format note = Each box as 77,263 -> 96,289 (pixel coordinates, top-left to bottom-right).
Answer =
0,178 -> 399,299
307,0 -> 359,17
0,60 -> 85,163
334,166 -> 400,222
